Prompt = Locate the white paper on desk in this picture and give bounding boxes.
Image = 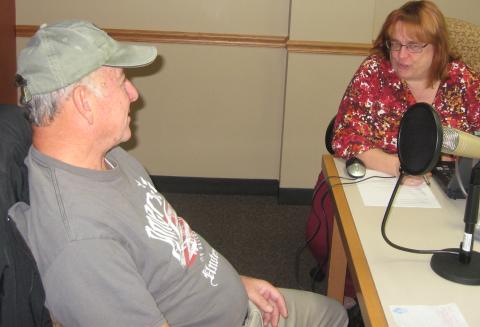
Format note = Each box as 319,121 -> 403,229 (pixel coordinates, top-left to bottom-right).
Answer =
390,303 -> 469,327
356,171 -> 440,208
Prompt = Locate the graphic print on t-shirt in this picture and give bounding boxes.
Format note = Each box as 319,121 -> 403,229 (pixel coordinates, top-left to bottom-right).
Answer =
137,177 -> 198,268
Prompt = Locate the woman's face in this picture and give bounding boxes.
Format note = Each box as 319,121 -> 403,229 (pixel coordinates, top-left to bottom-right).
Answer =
389,21 -> 435,84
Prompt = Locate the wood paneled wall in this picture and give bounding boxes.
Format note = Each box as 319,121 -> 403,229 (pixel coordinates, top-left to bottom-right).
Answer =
0,0 -> 16,104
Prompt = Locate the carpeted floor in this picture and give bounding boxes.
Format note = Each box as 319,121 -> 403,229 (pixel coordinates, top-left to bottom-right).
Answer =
163,192 -> 322,292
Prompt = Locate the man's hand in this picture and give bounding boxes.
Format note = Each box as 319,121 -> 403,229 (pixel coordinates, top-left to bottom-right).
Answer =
240,276 -> 288,327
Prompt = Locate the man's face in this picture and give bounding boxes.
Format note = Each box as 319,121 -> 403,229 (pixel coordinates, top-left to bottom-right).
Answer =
91,67 -> 139,147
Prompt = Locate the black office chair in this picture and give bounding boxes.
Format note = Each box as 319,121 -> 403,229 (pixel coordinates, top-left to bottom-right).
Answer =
324,115 -> 336,155
0,104 -> 52,327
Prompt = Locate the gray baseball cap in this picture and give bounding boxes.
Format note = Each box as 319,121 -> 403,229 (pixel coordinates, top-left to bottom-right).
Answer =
17,20 -> 157,101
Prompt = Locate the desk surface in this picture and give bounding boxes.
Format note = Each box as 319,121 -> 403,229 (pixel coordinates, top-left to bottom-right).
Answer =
323,155 -> 479,327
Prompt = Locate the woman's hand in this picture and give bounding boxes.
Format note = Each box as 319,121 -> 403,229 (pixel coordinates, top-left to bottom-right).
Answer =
357,148 -> 401,176
356,148 -> 432,186
402,174 -> 428,186
240,276 -> 288,327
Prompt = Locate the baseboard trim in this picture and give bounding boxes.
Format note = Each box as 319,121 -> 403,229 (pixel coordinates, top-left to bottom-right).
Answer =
278,188 -> 313,205
151,175 -> 279,196
150,175 -> 313,205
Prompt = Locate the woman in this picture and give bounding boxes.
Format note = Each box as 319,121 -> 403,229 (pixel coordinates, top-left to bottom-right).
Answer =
332,0 -> 480,185
307,0 -> 480,304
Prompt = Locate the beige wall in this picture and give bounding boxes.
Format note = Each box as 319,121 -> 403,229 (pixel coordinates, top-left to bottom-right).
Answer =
289,0 -> 376,42
15,0 -> 290,35
16,0 -> 480,188
127,44 -> 286,179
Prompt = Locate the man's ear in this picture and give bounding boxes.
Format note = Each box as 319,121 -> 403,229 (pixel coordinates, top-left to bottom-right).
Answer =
72,85 -> 94,125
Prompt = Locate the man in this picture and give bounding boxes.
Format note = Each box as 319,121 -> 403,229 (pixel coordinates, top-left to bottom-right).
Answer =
10,20 -> 348,327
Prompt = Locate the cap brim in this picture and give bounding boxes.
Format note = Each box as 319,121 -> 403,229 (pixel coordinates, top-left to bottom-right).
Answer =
105,43 -> 157,68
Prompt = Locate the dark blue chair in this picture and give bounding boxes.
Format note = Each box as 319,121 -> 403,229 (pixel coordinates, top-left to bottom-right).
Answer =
0,104 -> 52,327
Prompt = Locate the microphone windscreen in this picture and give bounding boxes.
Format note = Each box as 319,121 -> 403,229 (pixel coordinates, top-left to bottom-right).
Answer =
398,103 -> 442,175
442,127 -> 480,159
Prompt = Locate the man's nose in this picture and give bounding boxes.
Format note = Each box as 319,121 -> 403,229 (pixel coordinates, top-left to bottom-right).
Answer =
126,80 -> 139,102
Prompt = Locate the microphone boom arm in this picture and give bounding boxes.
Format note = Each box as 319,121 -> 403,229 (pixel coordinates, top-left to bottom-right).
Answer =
460,161 -> 480,263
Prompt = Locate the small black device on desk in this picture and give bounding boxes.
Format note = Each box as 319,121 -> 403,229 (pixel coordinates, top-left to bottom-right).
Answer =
431,158 -> 478,199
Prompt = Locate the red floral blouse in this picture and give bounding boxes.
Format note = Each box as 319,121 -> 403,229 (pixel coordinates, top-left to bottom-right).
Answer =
332,54 -> 480,159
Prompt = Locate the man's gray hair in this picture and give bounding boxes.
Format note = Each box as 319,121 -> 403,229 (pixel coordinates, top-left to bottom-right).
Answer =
24,73 -> 102,127
24,84 -> 73,126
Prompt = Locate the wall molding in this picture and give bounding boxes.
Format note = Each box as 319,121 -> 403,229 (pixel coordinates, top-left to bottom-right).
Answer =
287,40 -> 371,56
15,25 -> 286,48
16,25 -> 371,55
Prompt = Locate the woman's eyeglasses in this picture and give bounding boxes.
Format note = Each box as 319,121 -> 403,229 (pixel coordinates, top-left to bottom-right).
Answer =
385,40 -> 428,53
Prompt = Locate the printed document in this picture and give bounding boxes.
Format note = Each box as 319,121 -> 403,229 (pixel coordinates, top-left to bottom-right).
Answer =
355,170 -> 440,208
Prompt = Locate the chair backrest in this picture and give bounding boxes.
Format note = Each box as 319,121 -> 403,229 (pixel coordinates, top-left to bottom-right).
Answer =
446,17 -> 480,72
0,104 -> 31,211
0,104 -> 52,327
324,116 -> 336,155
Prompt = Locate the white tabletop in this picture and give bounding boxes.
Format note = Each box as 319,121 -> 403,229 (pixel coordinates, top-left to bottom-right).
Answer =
333,158 -> 479,326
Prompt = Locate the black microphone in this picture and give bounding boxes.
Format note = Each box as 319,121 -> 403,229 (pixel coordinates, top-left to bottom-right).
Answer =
398,102 -> 480,175
397,103 -> 480,285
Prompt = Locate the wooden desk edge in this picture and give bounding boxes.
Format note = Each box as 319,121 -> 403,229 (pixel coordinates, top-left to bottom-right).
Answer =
322,155 -> 388,327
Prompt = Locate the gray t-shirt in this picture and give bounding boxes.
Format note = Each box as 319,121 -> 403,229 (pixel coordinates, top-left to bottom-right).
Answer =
10,146 -> 248,327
